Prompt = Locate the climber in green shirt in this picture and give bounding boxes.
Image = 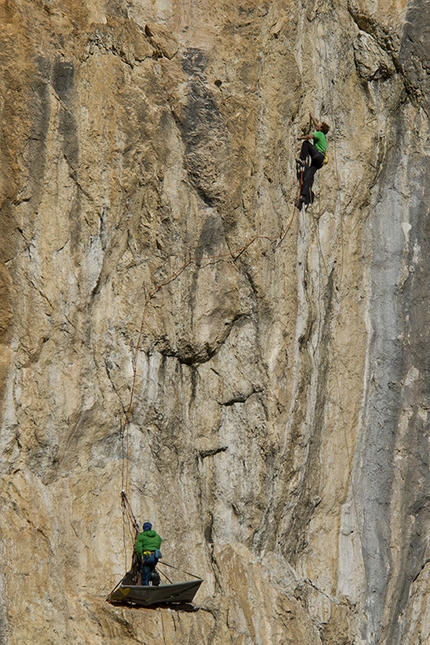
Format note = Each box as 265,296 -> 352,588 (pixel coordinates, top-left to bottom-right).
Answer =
296,112 -> 330,210
312,129 -> 327,154
135,522 -> 162,585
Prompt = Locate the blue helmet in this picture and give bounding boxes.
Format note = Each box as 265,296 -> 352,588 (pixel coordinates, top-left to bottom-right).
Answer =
143,522 -> 152,531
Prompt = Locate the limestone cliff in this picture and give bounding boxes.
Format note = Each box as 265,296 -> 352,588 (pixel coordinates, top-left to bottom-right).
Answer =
1,0 -> 430,643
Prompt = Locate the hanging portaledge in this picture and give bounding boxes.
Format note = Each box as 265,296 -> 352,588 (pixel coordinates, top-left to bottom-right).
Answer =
107,577 -> 203,607
107,556 -> 203,608
107,492 -> 203,608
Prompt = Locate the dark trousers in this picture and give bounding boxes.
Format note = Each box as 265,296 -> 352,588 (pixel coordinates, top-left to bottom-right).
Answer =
141,553 -> 158,586
300,140 -> 325,203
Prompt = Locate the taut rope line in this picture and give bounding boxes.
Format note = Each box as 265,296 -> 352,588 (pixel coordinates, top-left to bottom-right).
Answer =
120,201 -> 299,502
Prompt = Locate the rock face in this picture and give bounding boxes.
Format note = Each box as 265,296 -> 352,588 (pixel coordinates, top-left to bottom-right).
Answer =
1,0 -> 429,643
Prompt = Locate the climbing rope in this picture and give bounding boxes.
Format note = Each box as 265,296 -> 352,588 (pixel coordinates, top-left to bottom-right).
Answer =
109,177 -> 302,581
304,22 -> 369,624
119,197 -> 300,510
121,490 -> 140,537
115,115 -> 330,583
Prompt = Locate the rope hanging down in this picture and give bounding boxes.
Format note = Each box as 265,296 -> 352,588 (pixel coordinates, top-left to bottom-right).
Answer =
121,490 -> 140,537
119,199 -> 298,504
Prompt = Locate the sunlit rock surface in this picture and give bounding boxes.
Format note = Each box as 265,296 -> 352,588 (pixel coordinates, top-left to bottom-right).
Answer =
1,0 -> 429,643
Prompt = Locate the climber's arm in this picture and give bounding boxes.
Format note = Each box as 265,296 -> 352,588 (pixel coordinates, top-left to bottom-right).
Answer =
310,112 -> 322,129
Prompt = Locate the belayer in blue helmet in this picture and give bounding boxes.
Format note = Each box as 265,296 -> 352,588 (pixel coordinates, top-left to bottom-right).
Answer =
135,522 -> 162,586
296,112 -> 330,211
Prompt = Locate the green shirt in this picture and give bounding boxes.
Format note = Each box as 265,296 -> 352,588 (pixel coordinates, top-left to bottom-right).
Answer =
135,530 -> 162,559
313,130 -> 327,154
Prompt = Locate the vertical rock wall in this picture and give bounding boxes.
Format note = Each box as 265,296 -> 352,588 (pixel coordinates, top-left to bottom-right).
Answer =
0,0 -> 429,643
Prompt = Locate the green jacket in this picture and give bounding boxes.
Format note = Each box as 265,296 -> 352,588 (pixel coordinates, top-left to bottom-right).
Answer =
135,530 -> 162,559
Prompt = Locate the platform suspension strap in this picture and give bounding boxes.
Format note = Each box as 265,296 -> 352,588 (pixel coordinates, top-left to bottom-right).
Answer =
157,560 -> 202,580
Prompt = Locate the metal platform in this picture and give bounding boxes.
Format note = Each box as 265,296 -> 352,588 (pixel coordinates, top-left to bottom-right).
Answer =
109,579 -> 203,606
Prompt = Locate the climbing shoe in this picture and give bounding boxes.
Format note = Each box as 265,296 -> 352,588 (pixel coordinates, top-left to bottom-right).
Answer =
295,158 -> 306,168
